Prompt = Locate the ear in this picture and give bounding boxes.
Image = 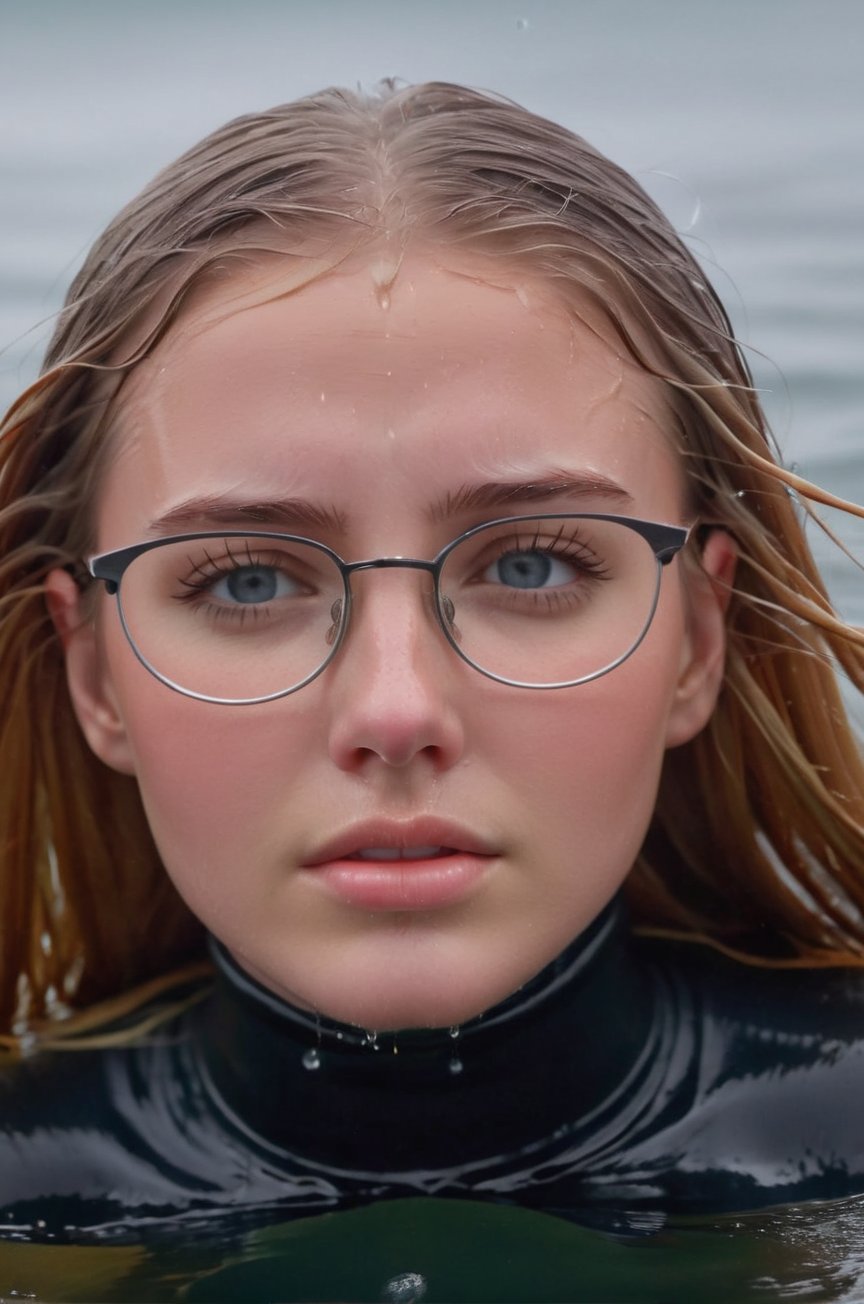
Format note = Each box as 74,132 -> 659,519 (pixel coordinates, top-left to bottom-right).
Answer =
664,529 -> 738,749
44,568 -> 137,775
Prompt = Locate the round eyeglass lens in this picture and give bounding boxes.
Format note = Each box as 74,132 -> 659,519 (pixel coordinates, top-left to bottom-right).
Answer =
437,517 -> 664,686
115,535 -> 347,701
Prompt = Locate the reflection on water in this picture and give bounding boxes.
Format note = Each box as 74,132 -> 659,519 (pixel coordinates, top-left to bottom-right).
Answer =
2,1196 -> 864,1302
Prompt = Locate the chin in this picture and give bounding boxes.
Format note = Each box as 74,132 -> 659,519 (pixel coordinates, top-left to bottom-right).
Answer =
308,968 -> 519,1033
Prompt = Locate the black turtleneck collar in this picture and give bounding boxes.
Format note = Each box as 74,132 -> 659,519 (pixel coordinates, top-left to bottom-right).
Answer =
192,898 -> 662,1173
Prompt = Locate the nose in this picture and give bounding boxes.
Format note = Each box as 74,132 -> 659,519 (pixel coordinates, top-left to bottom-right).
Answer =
325,568 -> 466,774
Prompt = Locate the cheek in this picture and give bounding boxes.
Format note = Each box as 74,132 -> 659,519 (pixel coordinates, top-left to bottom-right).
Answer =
490,644 -> 681,872
110,668 -> 319,905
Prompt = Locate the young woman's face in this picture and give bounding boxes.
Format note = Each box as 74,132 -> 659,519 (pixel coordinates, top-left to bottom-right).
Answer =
59,253 -> 730,1031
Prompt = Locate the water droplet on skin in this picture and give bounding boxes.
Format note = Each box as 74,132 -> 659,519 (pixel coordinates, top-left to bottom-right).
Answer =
449,1056 -> 464,1076
382,1270 -> 428,1303
319,391 -> 326,404
302,1048 -> 321,1071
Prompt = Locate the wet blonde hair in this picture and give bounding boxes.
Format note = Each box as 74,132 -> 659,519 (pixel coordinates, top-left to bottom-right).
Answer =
2,81 -> 864,1043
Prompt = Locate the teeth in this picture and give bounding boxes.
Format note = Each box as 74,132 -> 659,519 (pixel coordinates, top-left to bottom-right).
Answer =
355,846 -> 445,861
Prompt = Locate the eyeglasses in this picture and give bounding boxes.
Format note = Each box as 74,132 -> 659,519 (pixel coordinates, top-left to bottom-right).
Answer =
87,513 -> 689,705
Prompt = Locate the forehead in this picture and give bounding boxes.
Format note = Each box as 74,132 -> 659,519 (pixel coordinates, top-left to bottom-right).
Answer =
100,252 -> 686,545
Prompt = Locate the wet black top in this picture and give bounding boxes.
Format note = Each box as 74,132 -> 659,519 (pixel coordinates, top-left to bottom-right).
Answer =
2,899 -> 864,1247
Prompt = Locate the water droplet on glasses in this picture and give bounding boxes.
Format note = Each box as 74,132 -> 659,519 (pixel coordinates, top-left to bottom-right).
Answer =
363,1030 -> 380,1050
448,1025 -> 461,1040
302,1048 -> 321,1071
516,16 -> 530,29
382,1270 -> 428,1303
449,1056 -> 464,1076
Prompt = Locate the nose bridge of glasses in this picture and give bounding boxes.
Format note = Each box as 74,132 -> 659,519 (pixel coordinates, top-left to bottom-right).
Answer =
341,556 -> 444,635
344,557 -> 438,578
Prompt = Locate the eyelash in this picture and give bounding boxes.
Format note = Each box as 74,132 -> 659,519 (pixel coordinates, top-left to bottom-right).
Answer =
481,525 -> 610,576
168,525 -> 611,627
173,543 -> 298,622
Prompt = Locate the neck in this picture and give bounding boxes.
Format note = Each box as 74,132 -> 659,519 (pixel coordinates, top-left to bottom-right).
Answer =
193,897 -> 659,1170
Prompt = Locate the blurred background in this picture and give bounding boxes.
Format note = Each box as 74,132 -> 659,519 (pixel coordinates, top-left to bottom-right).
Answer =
1,0 -> 862,622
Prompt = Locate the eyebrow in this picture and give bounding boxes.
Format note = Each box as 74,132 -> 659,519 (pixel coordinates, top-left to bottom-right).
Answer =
146,495 -> 348,536
146,473 -> 634,537
430,473 -> 634,522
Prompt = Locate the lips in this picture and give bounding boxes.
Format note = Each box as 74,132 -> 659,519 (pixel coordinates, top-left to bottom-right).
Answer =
302,818 -> 498,910
303,818 -> 496,867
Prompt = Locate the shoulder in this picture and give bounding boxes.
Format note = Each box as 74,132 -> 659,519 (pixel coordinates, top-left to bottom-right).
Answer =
639,938 -> 864,1207
0,1021 -> 241,1239
0,1044 -> 128,1235
664,938 -> 864,1050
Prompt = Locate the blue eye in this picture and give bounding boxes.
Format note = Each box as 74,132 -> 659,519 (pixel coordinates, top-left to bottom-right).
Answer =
211,565 -> 297,605
485,550 -> 576,589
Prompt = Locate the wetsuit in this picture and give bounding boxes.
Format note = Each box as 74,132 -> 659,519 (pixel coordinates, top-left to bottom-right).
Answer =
1,898 -> 864,1250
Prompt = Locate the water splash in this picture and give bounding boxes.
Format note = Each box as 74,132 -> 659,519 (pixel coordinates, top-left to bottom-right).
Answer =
382,1270 -> 428,1303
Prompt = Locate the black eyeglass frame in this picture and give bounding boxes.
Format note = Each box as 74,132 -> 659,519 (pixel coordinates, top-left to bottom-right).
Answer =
87,513 -> 690,705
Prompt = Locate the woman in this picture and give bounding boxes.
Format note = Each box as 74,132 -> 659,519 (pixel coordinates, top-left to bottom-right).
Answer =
2,81 -> 864,1257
